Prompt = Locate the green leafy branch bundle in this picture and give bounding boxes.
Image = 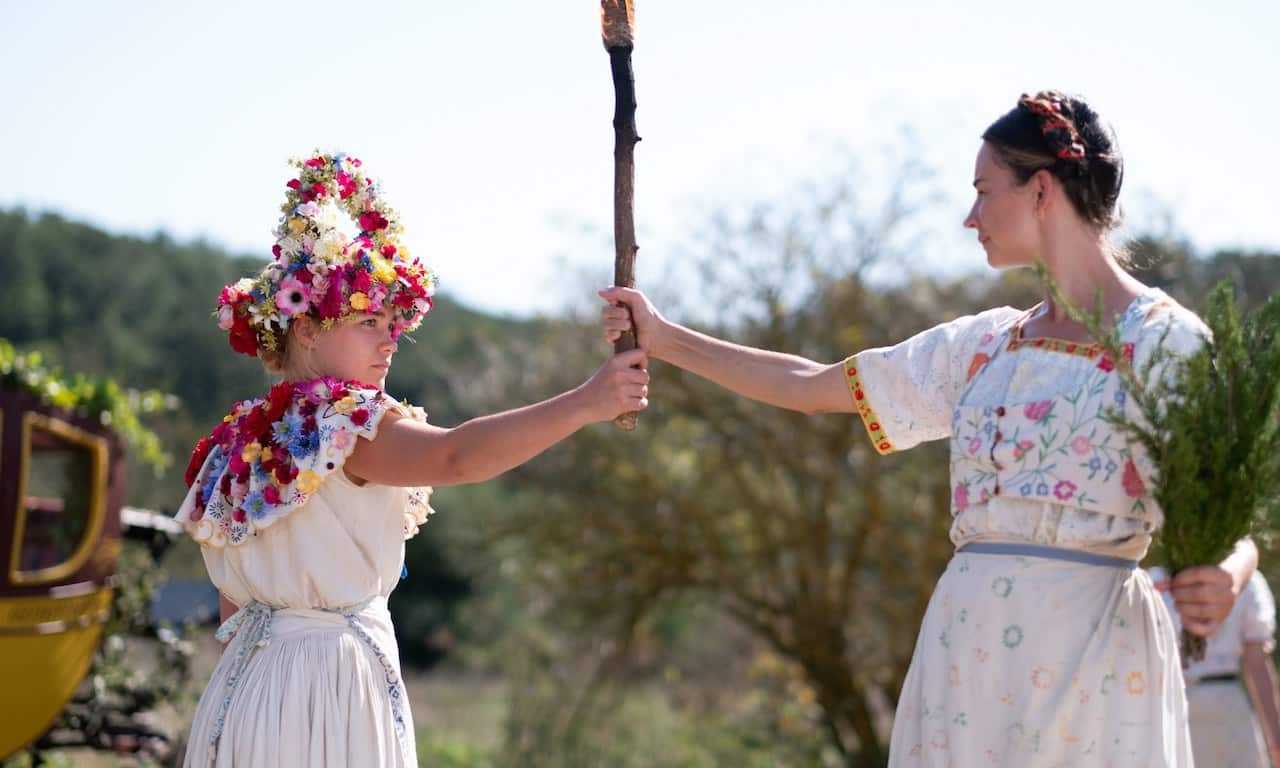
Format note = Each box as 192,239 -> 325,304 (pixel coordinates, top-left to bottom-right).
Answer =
1038,266 -> 1280,661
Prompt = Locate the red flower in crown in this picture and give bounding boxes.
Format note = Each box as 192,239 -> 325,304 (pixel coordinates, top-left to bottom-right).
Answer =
228,315 -> 259,357
359,211 -> 389,232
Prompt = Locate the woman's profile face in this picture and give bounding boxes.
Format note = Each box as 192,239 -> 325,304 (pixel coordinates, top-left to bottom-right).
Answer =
306,306 -> 399,389
963,142 -> 1039,270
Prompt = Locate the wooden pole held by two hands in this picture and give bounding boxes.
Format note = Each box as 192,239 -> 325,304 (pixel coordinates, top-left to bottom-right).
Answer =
601,0 -> 640,431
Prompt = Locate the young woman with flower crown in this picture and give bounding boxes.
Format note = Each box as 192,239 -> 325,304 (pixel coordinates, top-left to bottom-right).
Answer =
601,92 -> 1257,766
177,151 -> 648,768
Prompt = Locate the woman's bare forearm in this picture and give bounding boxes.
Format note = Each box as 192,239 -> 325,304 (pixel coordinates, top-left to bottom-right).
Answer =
1242,643 -> 1280,757
432,388 -> 593,485
1222,538 -> 1260,593
654,320 -> 853,414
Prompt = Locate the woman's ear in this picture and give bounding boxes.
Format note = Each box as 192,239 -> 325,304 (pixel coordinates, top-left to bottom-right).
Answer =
292,315 -> 320,351
1031,169 -> 1055,217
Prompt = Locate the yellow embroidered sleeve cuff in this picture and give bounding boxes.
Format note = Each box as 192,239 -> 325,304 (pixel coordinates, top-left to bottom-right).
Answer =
844,356 -> 895,455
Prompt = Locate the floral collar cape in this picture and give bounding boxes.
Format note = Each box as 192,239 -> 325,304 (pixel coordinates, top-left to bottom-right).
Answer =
175,377 -> 432,548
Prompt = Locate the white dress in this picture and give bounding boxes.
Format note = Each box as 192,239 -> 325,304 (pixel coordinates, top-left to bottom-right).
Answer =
1152,568 -> 1277,768
174,378 -> 432,767
845,290 -> 1206,767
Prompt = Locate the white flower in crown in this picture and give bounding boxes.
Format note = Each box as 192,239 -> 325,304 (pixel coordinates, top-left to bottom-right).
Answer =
314,201 -> 340,231
314,230 -> 346,263
277,236 -> 302,259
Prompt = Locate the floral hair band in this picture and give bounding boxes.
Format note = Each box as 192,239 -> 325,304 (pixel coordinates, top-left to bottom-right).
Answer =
1018,92 -> 1087,162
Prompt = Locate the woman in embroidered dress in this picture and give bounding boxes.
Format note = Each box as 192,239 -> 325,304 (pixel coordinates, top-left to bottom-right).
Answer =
1148,567 -> 1280,767
177,151 -> 649,768
599,91 -> 1257,766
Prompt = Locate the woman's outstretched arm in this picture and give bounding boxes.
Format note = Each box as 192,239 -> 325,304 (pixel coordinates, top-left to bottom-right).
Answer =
346,348 -> 649,488
599,287 -> 854,415
1242,640 -> 1280,766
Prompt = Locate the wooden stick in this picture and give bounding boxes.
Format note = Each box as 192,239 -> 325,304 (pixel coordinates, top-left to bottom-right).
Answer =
602,0 -> 640,431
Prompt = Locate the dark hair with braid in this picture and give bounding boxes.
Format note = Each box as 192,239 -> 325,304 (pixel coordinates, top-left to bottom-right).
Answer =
982,90 -> 1124,231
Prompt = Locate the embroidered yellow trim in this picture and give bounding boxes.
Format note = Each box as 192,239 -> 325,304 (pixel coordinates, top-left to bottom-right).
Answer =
844,357 -> 895,456
1006,335 -> 1105,359
1007,311 -> 1104,359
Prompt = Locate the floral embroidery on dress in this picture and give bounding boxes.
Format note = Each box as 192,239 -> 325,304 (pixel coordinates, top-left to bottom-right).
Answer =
176,377 -> 434,547
952,358 -> 1140,516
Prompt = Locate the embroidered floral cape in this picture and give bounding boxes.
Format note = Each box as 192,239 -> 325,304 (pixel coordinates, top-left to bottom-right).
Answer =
176,377 -> 432,548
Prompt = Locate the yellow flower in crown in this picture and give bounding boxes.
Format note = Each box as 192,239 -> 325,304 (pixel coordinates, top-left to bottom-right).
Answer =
214,150 -> 440,359
369,253 -> 397,285
334,396 -> 357,415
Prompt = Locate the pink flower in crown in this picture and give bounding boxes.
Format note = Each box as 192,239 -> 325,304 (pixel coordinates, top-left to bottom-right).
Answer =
367,283 -> 388,312
217,304 -> 236,331
275,276 -> 312,316
1023,400 -> 1053,422
1070,435 -> 1091,456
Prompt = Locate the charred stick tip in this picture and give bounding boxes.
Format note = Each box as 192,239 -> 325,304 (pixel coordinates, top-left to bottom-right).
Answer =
600,0 -> 634,49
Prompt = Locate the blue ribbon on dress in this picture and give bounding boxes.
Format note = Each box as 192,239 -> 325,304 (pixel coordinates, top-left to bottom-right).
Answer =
958,541 -> 1138,569
208,597 -> 414,766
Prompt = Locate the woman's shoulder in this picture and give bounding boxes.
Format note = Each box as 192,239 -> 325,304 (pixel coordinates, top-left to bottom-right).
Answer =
1126,289 -> 1210,358
923,305 -> 1024,342
175,377 -> 415,548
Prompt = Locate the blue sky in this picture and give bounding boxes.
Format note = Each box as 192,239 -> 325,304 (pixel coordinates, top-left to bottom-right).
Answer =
4,1 -> 1276,315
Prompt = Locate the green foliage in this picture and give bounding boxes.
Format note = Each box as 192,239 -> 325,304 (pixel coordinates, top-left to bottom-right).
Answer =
1145,285 -> 1280,570
5,201 -> 1280,765
0,337 -> 176,472
417,738 -> 498,768
0,207 -> 519,669
1044,266 -> 1280,657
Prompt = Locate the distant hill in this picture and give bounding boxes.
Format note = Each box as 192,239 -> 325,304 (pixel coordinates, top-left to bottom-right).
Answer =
0,207 -> 547,509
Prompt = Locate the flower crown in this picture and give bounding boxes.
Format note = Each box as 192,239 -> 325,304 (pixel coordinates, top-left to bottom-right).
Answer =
1018,91 -> 1087,163
218,151 -> 437,358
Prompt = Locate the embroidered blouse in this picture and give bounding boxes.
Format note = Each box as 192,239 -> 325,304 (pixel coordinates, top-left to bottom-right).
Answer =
844,290 -> 1207,561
